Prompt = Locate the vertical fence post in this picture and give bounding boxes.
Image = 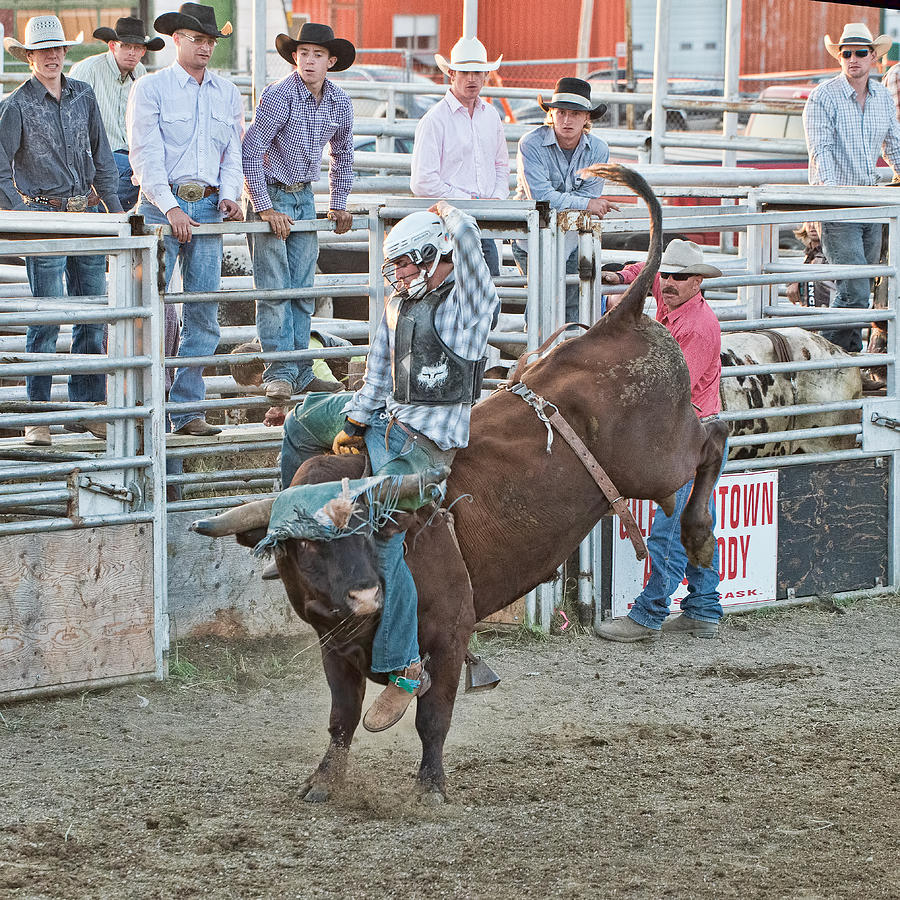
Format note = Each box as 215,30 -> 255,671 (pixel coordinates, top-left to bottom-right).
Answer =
139,239 -> 168,678
887,211 -> 899,589
650,0 -> 670,165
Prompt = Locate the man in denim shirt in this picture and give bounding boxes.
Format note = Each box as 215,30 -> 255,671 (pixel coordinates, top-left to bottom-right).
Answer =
1,15 -> 122,446
515,77 -> 618,325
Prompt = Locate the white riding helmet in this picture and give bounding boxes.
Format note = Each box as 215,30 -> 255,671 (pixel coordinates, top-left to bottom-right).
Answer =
382,211 -> 453,300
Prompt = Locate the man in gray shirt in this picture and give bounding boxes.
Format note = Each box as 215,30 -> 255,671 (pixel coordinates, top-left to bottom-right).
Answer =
1,15 -> 122,446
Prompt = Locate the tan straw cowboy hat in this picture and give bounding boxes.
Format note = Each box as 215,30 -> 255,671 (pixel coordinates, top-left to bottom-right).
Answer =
435,36 -> 502,76
4,15 -> 83,63
659,240 -> 723,278
824,23 -> 891,59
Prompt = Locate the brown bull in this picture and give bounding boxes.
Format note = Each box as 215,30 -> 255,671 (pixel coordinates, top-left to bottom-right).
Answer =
191,164 -> 729,803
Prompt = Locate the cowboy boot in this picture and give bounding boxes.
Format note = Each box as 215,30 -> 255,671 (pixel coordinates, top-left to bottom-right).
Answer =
363,660 -> 431,733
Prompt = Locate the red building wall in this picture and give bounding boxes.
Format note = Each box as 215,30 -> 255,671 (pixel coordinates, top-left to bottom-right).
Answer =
294,0 -> 880,83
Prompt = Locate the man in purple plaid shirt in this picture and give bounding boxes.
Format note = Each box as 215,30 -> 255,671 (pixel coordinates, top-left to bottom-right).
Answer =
241,23 -> 355,403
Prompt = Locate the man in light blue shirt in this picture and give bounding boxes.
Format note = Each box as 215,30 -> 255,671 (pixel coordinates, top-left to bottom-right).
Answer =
803,22 -> 900,352
127,2 -> 244,436
515,77 -> 618,324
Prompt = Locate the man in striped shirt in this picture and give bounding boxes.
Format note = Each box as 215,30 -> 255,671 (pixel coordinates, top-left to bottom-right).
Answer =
803,22 -> 900,352
241,23 -> 355,404
69,18 -> 163,210
277,202 -> 499,731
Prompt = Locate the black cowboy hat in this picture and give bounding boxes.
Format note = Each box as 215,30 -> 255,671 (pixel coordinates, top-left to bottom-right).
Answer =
275,22 -> 355,72
154,3 -> 233,39
538,77 -> 607,120
93,17 -> 165,51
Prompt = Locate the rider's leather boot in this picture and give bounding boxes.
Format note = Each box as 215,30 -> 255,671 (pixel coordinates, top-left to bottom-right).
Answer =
362,660 -> 431,732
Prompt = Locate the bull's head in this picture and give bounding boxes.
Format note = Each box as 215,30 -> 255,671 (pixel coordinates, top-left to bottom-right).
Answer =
190,467 -> 449,626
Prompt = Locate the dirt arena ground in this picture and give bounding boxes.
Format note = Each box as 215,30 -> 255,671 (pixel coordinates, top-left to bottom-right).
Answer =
2,594 -> 898,900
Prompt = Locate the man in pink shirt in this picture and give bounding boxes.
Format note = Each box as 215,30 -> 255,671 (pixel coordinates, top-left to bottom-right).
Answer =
596,240 -> 727,641
410,36 -> 509,275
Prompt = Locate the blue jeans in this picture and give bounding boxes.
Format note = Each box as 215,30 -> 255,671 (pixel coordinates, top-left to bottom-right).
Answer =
139,195 -> 223,432
24,203 -> 107,403
481,238 -> 500,277
512,241 -> 579,324
113,151 -> 139,212
628,439 -> 729,629
281,393 -> 444,672
245,184 -> 318,390
820,221 -> 881,352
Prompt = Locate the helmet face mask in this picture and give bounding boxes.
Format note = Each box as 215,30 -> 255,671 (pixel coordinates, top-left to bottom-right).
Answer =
382,211 -> 452,300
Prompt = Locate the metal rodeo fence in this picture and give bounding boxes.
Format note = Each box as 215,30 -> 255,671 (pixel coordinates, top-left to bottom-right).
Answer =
0,213 -> 167,701
2,181 -> 898,680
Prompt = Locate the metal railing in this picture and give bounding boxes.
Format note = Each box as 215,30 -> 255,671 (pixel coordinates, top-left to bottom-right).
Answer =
1,180 -> 898,633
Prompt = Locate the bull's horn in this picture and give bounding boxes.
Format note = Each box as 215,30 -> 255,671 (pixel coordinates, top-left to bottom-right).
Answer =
190,497 -> 275,538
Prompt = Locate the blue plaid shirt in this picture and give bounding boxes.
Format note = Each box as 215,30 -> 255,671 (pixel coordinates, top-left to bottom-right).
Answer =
346,203 -> 499,450
803,74 -> 900,185
242,72 -> 354,212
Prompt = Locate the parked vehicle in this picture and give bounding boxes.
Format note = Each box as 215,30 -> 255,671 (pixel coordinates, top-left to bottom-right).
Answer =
329,65 -> 440,119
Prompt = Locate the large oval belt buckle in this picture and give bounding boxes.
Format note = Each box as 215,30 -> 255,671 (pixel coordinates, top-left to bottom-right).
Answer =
66,195 -> 87,212
177,183 -> 204,202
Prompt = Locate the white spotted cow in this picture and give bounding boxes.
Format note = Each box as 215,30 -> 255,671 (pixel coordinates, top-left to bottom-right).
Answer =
721,327 -> 862,459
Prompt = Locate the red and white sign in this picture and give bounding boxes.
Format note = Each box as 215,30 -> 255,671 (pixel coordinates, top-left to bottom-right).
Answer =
611,470 -> 778,618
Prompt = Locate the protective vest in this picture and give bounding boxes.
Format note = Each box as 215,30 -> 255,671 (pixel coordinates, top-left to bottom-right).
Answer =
392,281 -> 487,406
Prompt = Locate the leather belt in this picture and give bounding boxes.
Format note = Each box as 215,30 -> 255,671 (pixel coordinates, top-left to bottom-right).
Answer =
171,182 -> 218,201
23,189 -> 100,211
271,181 -> 309,193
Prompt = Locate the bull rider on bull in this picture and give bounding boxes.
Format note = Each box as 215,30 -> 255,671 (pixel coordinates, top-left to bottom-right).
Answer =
276,202 -> 499,731
598,240 -> 728,641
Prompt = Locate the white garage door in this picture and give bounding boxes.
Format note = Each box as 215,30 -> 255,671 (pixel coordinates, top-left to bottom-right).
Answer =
631,0 -> 726,78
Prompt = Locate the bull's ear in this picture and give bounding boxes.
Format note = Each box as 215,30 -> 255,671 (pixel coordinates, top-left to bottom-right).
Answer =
377,510 -> 422,538
235,527 -> 268,549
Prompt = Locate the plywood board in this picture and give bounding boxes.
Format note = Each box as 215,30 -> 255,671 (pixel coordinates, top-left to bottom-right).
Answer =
0,524 -> 156,697
167,510 -> 312,639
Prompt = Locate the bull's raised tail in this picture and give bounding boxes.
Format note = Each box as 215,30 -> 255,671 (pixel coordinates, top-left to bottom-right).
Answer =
578,164 -> 662,326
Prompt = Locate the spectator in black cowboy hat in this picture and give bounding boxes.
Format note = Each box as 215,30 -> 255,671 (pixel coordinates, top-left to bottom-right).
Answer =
127,3 -> 244,437
514,76 -> 619,325
70,17 -> 164,210
1,15 -> 122,446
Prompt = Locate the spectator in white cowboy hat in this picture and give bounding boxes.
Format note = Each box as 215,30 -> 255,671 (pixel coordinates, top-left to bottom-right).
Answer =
70,17 -> 164,211
0,15 -> 122,446
410,35 -> 509,277
127,2 -> 244,437
514,76 -> 619,325
240,22 -> 355,404
598,240 -> 726,642
803,22 -> 900,353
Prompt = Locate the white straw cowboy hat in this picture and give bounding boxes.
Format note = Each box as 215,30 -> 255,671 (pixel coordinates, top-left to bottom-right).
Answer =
4,15 -> 83,63
824,23 -> 891,60
435,36 -> 502,76
659,240 -> 723,278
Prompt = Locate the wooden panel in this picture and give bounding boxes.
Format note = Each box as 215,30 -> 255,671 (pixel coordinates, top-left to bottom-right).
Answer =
777,459 -> 888,599
479,596 -> 526,627
167,510 -> 312,639
0,524 -> 156,697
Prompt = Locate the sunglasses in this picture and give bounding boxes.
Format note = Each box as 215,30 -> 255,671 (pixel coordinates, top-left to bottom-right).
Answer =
659,271 -> 694,281
841,48 -> 872,58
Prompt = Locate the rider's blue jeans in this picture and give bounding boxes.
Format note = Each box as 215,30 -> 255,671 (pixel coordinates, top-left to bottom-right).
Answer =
281,393 -> 429,672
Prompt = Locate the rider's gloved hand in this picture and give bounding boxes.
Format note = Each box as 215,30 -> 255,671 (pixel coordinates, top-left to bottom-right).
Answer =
332,417 -> 367,455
